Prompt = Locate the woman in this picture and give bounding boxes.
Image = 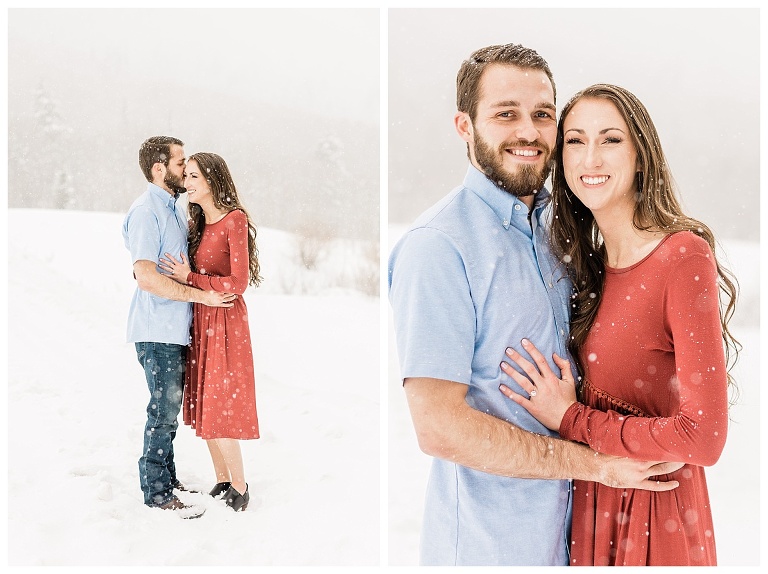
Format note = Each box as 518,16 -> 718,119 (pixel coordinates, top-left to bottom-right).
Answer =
160,152 -> 262,512
499,84 -> 739,565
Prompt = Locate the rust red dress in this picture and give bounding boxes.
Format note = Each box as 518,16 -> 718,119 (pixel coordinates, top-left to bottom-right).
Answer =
559,232 -> 728,565
183,209 -> 260,440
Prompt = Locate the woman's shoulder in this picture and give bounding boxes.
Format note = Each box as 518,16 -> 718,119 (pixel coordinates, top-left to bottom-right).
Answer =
657,231 -> 716,277
222,208 -> 247,223
663,230 -> 714,258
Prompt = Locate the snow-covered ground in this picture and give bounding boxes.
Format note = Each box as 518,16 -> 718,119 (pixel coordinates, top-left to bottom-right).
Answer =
3,211 -> 761,567
387,225 -> 761,567
6,209 -> 379,567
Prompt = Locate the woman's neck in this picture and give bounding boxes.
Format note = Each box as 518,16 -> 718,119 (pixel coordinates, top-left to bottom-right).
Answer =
200,201 -> 227,224
594,207 -> 665,269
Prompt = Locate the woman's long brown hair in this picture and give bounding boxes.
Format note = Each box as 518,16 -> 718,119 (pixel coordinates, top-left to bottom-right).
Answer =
187,152 -> 262,287
549,84 -> 739,401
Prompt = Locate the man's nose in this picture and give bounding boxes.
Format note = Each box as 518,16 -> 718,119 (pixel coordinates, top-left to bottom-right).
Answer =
514,116 -> 540,143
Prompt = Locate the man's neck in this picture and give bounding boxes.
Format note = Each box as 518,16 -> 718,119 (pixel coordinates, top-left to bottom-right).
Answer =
518,194 -> 535,210
152,180 -> 175,196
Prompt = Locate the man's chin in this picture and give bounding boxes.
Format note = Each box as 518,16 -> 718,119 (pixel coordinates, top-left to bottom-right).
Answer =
485,170 -> 545,197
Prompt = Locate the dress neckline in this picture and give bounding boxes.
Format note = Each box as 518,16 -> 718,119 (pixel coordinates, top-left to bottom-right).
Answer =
205,210 -> 235,226
604,232 -> 674,274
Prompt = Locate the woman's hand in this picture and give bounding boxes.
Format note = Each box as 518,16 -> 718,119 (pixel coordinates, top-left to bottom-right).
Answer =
499,338 -> 577,431
158,252 -> 192,284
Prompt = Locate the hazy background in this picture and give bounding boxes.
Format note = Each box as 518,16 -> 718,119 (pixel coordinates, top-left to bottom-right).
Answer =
8,8 -> 379,242
388,8 -> 759,243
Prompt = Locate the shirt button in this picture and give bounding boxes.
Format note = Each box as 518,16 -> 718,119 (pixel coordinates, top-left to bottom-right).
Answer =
503,220 -> 509,226
514,204 -> 521,211
549,282 -> 554,288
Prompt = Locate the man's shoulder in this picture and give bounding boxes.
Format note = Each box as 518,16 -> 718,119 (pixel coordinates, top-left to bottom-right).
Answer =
389,186 -> 484,270
127,186 -> 165,215
124,190 -> 162,233
409,184 -> 483,233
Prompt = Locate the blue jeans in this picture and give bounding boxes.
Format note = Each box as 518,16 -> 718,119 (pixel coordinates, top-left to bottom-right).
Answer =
135,342 -> 185,506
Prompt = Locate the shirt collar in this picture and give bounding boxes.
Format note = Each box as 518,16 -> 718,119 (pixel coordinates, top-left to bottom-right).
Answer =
463,164 -> 551,230
147,182 -> 179,209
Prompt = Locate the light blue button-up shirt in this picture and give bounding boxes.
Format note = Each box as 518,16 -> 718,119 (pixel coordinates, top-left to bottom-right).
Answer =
388,165 -> 573,566
123,183 -> 192,345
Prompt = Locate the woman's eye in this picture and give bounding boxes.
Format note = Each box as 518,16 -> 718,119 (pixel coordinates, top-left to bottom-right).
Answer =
565,138 -> 583,145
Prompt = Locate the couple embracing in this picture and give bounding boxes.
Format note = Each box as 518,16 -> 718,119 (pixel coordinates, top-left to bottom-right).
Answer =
123,136 -> 262,519
389,43 -> 739,566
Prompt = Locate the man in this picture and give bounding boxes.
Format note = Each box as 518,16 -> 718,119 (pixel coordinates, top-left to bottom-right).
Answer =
123,136 -> 236,519
388,44 -> 681,565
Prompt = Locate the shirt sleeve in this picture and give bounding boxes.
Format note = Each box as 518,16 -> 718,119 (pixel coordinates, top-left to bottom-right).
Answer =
559,251 -> 729,467
187,210 -> 250,295
125,205 -> 161,264
388,226 -> 476,385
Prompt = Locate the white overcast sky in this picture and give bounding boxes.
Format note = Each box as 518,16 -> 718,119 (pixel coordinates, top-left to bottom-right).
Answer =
6,8 -> 380,125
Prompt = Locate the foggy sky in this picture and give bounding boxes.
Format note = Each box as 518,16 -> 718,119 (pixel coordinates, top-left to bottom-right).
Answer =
7,8 -> 380,240
8,8 -> 379,126
388,8 -> 760,242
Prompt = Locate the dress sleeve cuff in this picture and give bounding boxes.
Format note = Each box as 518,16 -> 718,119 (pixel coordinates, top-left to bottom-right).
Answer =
558,401 -> 584,441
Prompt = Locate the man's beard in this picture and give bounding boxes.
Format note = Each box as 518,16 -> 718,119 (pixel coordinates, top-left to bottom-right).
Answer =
473,131 -> 552,198
165,170 -> 186,195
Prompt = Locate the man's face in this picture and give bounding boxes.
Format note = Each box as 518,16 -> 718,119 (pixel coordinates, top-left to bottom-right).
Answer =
466,64 -> 557,198
163,144 -> 187,194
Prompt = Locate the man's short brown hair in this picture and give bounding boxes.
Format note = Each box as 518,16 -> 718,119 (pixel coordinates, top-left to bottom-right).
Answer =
139,136 -> 184,182
456,44 -> 556,122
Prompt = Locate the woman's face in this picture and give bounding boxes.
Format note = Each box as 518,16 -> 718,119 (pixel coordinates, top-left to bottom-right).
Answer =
561,97 -> 640,216
183,159 -> 213,206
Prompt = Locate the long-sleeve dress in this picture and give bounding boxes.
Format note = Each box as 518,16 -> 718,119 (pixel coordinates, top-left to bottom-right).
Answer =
559,231 -> 728,566
183,209 -> 260,440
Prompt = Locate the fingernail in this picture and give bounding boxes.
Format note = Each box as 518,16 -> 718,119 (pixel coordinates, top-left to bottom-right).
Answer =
505,347 -> 516,357
522,338 -> 530,346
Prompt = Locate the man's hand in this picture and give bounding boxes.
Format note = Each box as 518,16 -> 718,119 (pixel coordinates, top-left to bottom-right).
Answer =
197,290 -> 237,308
597,455 -> 683,491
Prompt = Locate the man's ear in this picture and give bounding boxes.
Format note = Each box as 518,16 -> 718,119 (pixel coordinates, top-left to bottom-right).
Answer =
454,111 -> 474,143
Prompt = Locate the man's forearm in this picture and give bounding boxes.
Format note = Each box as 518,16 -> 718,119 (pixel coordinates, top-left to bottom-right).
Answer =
405,377 -> 683,491
406,379 -> 601,480
135,263 -> 205,303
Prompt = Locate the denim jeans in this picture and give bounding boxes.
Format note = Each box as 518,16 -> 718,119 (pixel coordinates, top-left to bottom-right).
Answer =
135,342 -> 186,506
